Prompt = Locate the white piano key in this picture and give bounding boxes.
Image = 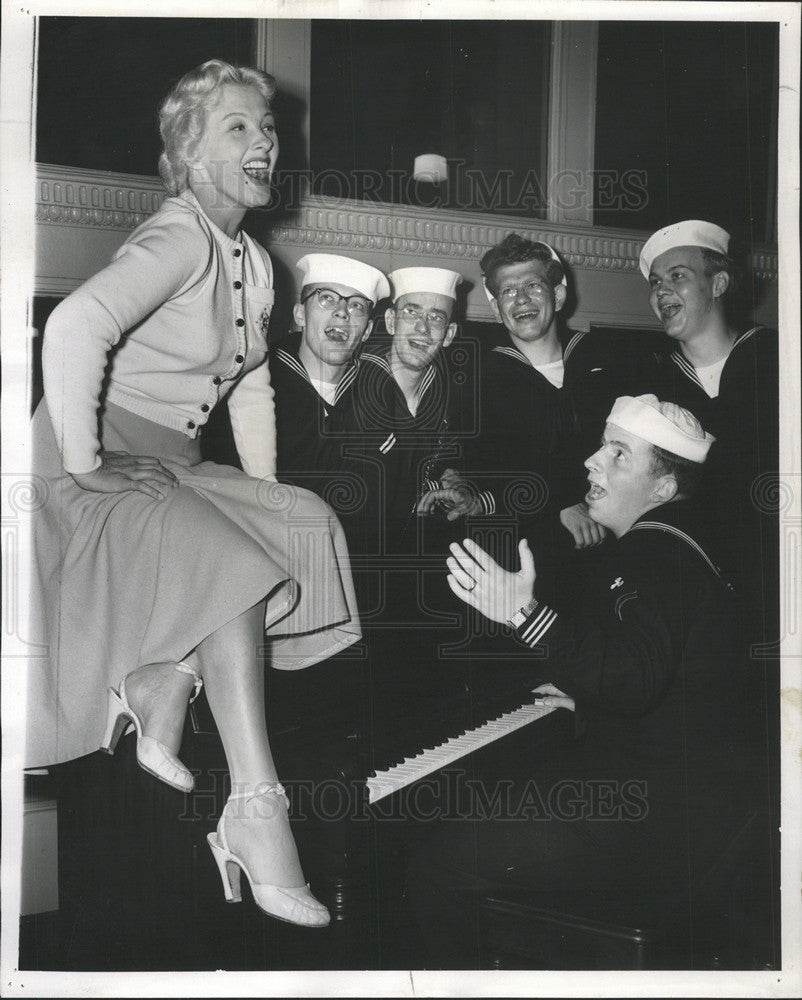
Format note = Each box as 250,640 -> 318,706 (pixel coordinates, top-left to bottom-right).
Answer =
367,700 -> 557,804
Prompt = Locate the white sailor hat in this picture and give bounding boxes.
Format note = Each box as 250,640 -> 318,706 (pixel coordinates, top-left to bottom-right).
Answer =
388,266 -> 463,302
608,394 -> 715,463
482,240 -> 568,302
296,253 -> 390,302
538,241 -> 568,288
639,220 -> 730,279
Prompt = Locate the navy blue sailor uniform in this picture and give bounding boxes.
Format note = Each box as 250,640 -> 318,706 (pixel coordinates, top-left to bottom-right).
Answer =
640,326 -> 779,648
462,328 -> 642,603
269,331 -> 369,523
407,501 -> 765,968
468,329 -> 654,517
348,345 -> 469,556
337,343 -> 478,707
510,502 -> 747,788
267,331 -> 387,700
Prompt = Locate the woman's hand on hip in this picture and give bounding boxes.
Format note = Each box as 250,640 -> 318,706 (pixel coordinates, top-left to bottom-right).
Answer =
70,451 -> 180,499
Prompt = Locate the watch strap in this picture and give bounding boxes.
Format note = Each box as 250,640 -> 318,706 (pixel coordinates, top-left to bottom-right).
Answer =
507,597 -> 539,630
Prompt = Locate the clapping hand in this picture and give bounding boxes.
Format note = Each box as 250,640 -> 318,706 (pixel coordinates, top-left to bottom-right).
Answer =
446,537 -> 536,624
70,451 -> 180,500
416,468 -> 483,520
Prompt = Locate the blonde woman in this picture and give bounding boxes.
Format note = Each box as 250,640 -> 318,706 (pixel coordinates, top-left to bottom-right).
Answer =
28,60 -> 361,927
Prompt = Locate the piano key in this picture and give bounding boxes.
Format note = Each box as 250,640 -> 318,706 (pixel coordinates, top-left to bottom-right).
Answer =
367,700 -> 556,804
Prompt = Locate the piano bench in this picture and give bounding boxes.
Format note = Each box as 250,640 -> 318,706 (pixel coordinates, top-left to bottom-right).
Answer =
478,809 -> 778,971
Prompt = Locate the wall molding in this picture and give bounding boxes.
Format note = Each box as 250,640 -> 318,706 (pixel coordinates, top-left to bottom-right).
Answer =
36,164 -> 166,232
35,162 -> 779,283
266,201 -> 657,277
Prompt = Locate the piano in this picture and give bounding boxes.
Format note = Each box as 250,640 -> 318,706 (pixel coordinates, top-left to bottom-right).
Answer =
246,672 -> 565,926
41,645 -> 563,968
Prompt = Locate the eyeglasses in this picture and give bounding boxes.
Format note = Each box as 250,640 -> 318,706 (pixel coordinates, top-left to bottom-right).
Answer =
301,287 -> 371,317
397,304 -> 449,330
495,279 -> 551,303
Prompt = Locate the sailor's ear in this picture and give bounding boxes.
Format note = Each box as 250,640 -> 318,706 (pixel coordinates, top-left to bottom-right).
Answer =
293,302 -> 306,329
711,270 -> 730,300
652,475 -> 678,504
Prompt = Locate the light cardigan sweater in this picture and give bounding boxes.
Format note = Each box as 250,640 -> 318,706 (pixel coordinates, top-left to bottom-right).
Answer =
42,189 -> 277,479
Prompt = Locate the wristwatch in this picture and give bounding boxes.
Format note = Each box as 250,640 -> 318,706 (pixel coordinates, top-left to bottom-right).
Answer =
507,597 -> 539,630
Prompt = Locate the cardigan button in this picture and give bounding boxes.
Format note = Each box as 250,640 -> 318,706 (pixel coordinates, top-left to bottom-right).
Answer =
233,280 -> 242,289
233,247 -> 242,257
235,354 -> 244,364
187,420 -> 196,429
213,376 -> 222,385
200,403 -> 210,412
236,318 -> 245,327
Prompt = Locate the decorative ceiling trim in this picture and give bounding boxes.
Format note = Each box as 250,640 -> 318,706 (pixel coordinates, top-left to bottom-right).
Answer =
35,164 -> 778,281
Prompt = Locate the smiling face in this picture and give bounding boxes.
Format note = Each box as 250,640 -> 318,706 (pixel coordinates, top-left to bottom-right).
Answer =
294,282 -> 374,379
647,245 -> 728,344
584,424 -> 677,538
386,292 -> 457,373
489,259 -> 565,347
189,84 -> 279,235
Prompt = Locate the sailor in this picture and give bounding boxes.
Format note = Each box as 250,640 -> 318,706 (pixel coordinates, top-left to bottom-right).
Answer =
269,252 -> 389,511
638,219 -> 779,647
352,265 -> 466,554
336,265 -> 474,711
418,233 -> 646,605
407,394 -> 762,968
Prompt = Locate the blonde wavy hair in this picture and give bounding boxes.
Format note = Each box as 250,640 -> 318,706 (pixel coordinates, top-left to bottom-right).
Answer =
158,59 -> 277,196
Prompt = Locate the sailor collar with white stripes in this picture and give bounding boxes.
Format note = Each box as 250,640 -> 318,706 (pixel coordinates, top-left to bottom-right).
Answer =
360,350 -> 440,408
669,326 -> 760,391
492,330 -> 586,368
274,345 -> 360,406
628,518 -> 734,590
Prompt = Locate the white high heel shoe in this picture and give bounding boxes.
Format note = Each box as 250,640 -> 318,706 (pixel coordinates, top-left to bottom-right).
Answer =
207,784 -> 330,928
100,661 -> 202,793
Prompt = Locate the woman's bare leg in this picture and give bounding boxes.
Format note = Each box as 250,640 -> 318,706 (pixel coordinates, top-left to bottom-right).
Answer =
194,600 -> 276,783
194,599 -> 306,888
123,659 -> 197,751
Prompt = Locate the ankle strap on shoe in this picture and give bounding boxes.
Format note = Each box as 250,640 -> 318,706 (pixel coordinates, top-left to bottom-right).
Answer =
217,783 -> 292,853
175,661 -> 203,703
227,782 -> 290,810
